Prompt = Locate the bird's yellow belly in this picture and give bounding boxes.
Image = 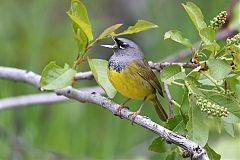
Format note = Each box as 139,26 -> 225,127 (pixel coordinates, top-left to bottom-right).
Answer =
108,68 -> 155,100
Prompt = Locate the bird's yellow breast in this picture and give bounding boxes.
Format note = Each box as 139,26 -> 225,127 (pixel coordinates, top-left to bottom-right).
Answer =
107,63 -> 155,100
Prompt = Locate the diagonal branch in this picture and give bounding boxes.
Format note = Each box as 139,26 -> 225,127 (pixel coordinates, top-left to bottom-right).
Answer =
0,66 -> 209,160
56,87 -> 209,160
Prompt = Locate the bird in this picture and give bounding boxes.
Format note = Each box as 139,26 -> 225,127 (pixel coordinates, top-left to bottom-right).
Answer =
101,36 -> 168,122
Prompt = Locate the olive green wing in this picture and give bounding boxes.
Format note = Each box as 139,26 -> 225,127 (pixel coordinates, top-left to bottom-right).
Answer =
131,59 -> 164,97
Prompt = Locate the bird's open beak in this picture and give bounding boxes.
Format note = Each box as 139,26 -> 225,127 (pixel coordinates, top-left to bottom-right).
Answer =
101,44 -> 117,48
101,35 -> 118,49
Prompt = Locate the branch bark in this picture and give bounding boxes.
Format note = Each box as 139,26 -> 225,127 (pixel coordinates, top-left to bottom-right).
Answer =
0,66 -> 209,160
0,86 -> 104,110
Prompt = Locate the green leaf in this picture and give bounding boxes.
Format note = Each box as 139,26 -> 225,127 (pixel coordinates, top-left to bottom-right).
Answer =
187,82 -> 240,119
199,27 -> 220,51
180,89 -> 190,119
88,59 -> 117,98
231,44 -> 240,53
149,115 -> 185,154
40,62 -> 77,90
226,74 -> 240,98
166,151 -> 182,160
148,137 -> 175,153
186,69 -> 201,86
160,65 -> 185,85
164,30 -> 192,48
204,144 -> 221,160
95,24 -> 123,42
221,112 -> 240,123
230,45 -> 240,70
205,93 -> 240,119
182,2 -> 207,31
114,20 -> 158,36
221,119 -> 235,137
187,96 -> 209,146
165,115 -> 186,134
67,0 -> 93,41
207,59 -> 232,80
73,25 -> 88,55
229,1 -> 240,31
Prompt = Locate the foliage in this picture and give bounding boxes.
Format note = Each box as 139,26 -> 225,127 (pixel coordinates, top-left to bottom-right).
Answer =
40,0 -> 158,94
40,62 -> 76,90
88,59 -> 116,98
150,2 -> 240,158
38,0 -> 240,158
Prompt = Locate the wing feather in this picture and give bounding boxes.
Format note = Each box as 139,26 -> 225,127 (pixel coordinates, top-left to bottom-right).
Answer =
129,59 -> 164,97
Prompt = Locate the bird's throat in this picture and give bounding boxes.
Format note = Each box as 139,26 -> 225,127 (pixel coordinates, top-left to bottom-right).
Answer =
108,59 -> 127,72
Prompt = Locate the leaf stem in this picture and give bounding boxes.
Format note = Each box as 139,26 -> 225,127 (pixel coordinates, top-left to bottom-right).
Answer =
170,99 -> 181,108
215,46 -> 227,58
172,81 -> 185,87
200,71 -> 225,92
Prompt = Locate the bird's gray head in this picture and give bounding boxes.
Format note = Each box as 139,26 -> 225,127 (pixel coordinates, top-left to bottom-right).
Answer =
101,37 -> 144,58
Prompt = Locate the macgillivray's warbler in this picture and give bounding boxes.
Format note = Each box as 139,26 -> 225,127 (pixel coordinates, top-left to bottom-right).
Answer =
102,37 -> 168,122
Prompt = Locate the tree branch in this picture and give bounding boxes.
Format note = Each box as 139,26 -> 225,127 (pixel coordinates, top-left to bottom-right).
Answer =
0,66 -> 209,160
56,87 -> 209,160
0,86 -> 104,110
0,66 -> 94,88
74,71 -> 93,80
149,61 -> 199,71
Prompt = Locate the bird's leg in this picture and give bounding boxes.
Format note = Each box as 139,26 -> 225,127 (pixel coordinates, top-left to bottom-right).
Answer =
129,97 -> 146,125
115,98 -> 131,118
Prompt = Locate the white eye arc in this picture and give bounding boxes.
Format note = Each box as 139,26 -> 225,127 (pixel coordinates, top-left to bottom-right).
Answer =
119,42 -> 129,49
119,45 -> 125,49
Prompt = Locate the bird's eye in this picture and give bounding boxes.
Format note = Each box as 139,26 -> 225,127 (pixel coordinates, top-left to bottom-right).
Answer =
119,42 -> 129,49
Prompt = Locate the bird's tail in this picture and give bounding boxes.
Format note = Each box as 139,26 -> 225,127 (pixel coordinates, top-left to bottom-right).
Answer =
151,97 -> 168,122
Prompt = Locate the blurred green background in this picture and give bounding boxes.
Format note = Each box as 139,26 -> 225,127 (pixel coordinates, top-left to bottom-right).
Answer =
0,0 -> 239,159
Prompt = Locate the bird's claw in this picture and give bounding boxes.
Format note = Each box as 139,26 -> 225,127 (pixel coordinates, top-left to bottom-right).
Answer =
114,104 -> 129,118
128,111 -> 140,125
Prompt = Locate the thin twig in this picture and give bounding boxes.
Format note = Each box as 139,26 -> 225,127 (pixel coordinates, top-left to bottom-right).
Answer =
0,66 -> 209,160
163,83 -> 173,117
148,61 -> 200,71
74,71 -> 93,80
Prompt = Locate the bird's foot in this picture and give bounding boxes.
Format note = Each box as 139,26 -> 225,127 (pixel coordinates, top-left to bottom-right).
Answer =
114,104 -> 129,119
128,110 -> 140,125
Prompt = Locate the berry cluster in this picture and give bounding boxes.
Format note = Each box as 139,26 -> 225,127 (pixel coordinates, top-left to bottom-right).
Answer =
226,33 -> 240,47
209,11 -> 227,30
196,96 -> 229,117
